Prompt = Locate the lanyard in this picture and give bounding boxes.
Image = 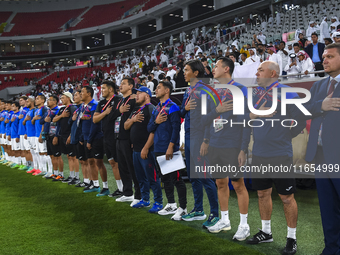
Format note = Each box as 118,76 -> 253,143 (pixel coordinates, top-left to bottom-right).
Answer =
184,81 -> 203,106
254,82 -> 279,109
157,100 -> 170,116
116,97 -> 131,116
222,80 -> 235,100
131,103 -> 151,118
101,94 -> 115,113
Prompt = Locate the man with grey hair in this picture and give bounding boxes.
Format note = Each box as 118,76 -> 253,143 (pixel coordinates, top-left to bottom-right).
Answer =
246,61 -> 305,255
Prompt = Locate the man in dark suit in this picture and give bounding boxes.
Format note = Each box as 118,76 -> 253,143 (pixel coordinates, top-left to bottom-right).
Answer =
305,43 -> 340,255
305,32 -> 325,77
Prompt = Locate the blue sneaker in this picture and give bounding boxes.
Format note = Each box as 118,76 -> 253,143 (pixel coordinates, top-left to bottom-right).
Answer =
203,214 -> 220,229
182,208 -> 206,221
83,185 -> 100,193
148,202 -> 163,213
96,188 -> 110,197
132,199 -> 150,208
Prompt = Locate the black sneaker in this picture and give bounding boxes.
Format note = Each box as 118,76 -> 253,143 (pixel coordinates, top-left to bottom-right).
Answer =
75,182 -> 87,188
83,185 -> 100,193
52,175 -> 64,182
246,229 -> 273,244
62,176 -> 72,183
283,238 -> 297,255
68,178 -> 80,185
108,189 -> 123,197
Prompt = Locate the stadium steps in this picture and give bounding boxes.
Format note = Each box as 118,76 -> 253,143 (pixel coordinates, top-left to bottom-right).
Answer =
68,6 -> 93,29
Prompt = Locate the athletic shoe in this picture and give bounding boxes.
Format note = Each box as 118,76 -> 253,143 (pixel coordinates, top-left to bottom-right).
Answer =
202,214 -> 220,229
130,199 -> 141,207
83,185 -> 100,193
62,176 -> 72,183
37,171 -> 47,176
32,170 -> 42,176
17,165 -> 25,170
283,238 -> 297,255
10,163 -> 18,168
27,168 -> 37,174
148,202 -> 163,213
52,175 -> 64,182
75,182 -> 88,188
116,195 -> 134,202
4,161 -> 13,166
181,208 -> 206,221
158,203 -> 177,215
26,167 -> 34,172
132,199 -> 150,208
45,174 -> 57,179
108,189 -> 123,197
171,207 -> 187,221
207,219 -> 231,233
233,224 -> 250,241
0,159 -> 6,163
246,229 -> 273,244
96,188 -> 110,197
1,160 -> 8,164
68,178 -> 80,185
19,166 -> 29,171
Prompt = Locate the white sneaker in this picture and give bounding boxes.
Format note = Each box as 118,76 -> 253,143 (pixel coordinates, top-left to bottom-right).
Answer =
207,219 -> 231,233
158,203 -> 177,215
171,207 -> 187,221
130,199 -> 141,207
233,224 -> 250,241
116,195 -> 134,202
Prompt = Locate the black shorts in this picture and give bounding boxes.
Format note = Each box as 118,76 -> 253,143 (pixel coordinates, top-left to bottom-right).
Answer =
47,137 -> 61,157
59,136 -> 75,157
251,155 -> 296,195
76,142 -> 87,161
208,146 -> 241,181
104,137 -> 117,162
85,138 -> 104,159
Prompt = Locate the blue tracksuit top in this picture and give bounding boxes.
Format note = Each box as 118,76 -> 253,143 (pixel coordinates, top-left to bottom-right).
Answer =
250,81 -> 306,157
5,111 -> 13,136
80,99 -> 103,144
40,106 -> 59,136
206,80 -> 251,151
25,108 -> 36,137
10,111 -> 20,139
0,110 -> 7,134
147,98 -> 181,153
34,106 -> 48,137
18,107 -> 29,136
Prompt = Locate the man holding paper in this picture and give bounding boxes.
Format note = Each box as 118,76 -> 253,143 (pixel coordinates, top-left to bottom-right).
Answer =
147,81 -> 187,221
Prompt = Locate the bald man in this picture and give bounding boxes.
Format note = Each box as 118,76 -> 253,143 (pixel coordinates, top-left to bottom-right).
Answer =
246,61 -> 305,255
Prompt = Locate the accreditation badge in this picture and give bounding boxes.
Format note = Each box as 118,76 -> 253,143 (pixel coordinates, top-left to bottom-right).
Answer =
214,116 -> 223,133
114,117 -> 121,134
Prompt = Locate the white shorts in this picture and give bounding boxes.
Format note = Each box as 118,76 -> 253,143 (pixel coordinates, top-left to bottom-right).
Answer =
35,137 -> 47,153
20,135 -> 25,150
0,136 -> 3,145
11,139 -> 21,151
3,137 -> 8,145
27,136 -> 35,150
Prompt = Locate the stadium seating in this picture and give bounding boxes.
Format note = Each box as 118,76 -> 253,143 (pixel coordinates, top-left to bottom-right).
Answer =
4,51 -> 49,56
0,12 -> 12,24
0,71 -> 45,89
1,8 -> 86,36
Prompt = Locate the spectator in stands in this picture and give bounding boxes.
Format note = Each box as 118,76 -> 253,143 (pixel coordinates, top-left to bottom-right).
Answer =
305,32 -> 325,77
166,64 -> 176,80
306,21 -> 317,41
293,43 -> 300,54
332,31 -> 340,43
201,57 -> 213,78
284,52 -> 301,80
266,46 -> 282,75
287,44 -> 294,54
240,44 -> 251,58
240,53 -> 247,65
324,38 -> 333,45
256,43 -> 267,62
257,31 -> 266,45
320,17 -> 329,42
277,41 -> 289,76
245,48 -> 260,64
298,33 -> 307,49
297,51 -> 315,78
229,53 -> 240,66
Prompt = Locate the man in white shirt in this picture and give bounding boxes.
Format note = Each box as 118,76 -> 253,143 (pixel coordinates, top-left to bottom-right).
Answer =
277,41 -> 289,75
166,64 -> 176,80
257,32 -> 266,45
266,46 -> 282,75
245,48 -> 260,64
320,17 -> 330,42
297,51 -> 315,78
284,53 -> 301,80
146,75 -> 154,91
306,21 -> 317,41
